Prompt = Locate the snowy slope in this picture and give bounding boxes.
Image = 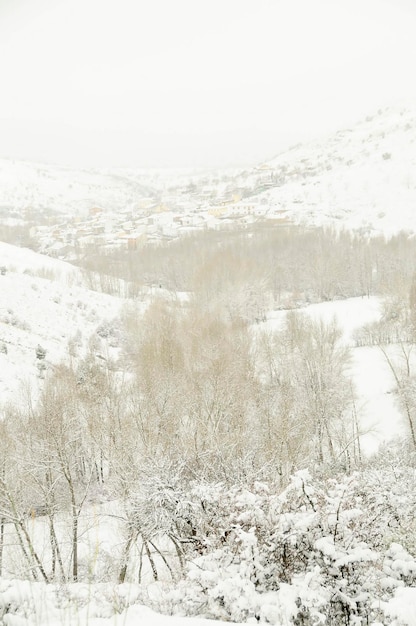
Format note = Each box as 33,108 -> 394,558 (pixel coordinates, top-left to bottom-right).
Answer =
0,241 -> 82,282
0,243 -> 123,406
290,298 -> 408,452
252,104 -> 416,234
0,158 -> 156,216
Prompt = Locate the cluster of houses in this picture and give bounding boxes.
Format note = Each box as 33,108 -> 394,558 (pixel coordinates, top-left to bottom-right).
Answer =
0,162 -> 294,260
29,187 -> 289,261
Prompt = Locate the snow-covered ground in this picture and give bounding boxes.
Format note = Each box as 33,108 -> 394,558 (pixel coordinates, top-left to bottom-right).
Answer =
0,240 -> 407,457
0,241 -> 82,282
0,578 -> 246,626
261,296 -> 406,455
0,242 -> 123,406
289,298 -> 408,453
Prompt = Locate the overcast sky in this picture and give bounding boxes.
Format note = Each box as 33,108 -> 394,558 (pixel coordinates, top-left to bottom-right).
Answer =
1,0 -> 415,169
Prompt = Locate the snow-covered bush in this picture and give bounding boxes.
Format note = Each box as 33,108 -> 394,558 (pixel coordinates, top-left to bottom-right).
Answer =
35,343 -> 47,360
96,318 -> 122,347
1,308 -> 31,330
151,468 -> 416,625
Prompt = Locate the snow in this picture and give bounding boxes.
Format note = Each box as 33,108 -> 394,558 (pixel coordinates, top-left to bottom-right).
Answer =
298,297 -> 382,345
378,587 -> 416,626
259,104 -> 416,236
2,106 -> 416,625
0,579 -> 245,626
352,346 -> 406,454
0,241 -> 82,283
263,296 -> 382,344
259,296 -> 406,455
0,243 -> 123,406
0,158 -> 153,217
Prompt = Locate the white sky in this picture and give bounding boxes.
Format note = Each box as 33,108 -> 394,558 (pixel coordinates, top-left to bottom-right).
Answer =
1,0 -> 416,168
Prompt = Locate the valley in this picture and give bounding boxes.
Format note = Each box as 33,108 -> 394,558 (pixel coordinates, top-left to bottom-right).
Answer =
1,106 -> 416,625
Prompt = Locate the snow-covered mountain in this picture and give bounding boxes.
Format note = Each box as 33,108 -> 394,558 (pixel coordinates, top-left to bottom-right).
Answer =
251,104 -> 416,234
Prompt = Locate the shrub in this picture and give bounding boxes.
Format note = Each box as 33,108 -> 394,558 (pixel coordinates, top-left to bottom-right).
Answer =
35,344 -> 47,360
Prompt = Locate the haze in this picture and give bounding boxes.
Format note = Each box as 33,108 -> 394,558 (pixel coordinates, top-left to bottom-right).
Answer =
1,0 -> 416,168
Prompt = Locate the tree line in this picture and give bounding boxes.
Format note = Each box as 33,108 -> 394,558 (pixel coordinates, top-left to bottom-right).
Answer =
78,224 -> 416,312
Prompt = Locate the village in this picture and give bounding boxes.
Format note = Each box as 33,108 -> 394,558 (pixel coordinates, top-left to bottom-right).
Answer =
17,165 -> 291,260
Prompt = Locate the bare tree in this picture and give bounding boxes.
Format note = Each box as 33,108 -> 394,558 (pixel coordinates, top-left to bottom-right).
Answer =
259,313 -> 354,469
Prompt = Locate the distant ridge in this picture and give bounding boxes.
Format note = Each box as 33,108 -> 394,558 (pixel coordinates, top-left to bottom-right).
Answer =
0,158 -> 157,217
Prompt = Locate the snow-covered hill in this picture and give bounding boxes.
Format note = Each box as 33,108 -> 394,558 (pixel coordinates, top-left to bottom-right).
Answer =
253,104 -> 416,234
0,242 -> 123,406
0,159 -> 156,217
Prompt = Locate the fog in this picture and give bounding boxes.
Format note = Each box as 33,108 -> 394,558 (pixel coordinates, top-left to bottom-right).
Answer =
1,0 -> 416,168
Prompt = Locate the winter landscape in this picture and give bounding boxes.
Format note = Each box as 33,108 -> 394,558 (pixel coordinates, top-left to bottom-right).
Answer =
2,0 -> 416,625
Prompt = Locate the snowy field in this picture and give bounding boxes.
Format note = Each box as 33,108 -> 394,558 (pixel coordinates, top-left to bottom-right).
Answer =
261,296 -> 406,455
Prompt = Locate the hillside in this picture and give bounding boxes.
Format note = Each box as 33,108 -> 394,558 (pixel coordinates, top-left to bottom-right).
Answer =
0,158 -> 158,218
251,104 -> 416,234
0,242 -> 123,406
0,237 -> 406,455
